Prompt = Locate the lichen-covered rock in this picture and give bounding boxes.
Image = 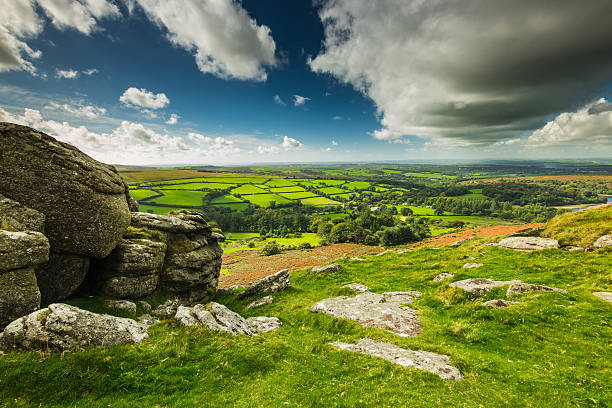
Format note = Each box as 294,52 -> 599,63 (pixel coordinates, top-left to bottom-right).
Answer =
449,278 -> 522,296
245,295 -> 274,310
175,303 -> 259,336
0,303 -> 148,352
498,237 -> 559,250
312,263 -> 342,273
246,316 -> 282,333
593,292 -> 612,303
129,212 -> 223,299
138,300 -> 152,313
0,123 -> 131,259
593,235 -> 612,248
311,291 -> 421,337
483,299 -> 518,308
236,269 -> 290,300
35,253 -> 90,303
105,299 -> 137,314
433,273 -> 454,282
153,299 -> 182,318
463,262 -> 483,269
341,283 -> 370,293
506,282 -> 568,297
0,268 -> 41,329
0,194 -> 45,232
329,338 -> 463,381
96,238 -> 166,299
0,230 -> 49,272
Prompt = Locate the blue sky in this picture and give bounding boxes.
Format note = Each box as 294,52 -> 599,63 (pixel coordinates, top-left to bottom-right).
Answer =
1,0 -> 611,165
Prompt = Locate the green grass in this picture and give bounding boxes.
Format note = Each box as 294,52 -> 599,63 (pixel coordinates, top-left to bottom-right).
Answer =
343,181 -> 371,190
265,179 -> 297,187
215,202 -> 249,211
279,191 -> 318,200
210,194 -> 244,204
403,172 -> 456,179
269,186 -> 306,193
231,185 -> 268,195
318,213 -> 349,219
399,206 -> 453,216
319,187 -> 348,195
300,197 -> 342,206
542,205 -> 612,247
148,190 -> 208,207
1,241 -> 610,407
129,189 -> 160,201
242,194 -> 292,207
155,182 -> 237,190
226,232 -> 260,240
429,227 -> 457,236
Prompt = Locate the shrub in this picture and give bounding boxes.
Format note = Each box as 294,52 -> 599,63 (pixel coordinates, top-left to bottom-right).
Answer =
247,241 -> 255,248
297,242 -> 312,250
261,241 -> 281,256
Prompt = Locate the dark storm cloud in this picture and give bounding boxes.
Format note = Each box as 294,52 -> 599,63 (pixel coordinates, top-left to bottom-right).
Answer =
310,0 -> 612,144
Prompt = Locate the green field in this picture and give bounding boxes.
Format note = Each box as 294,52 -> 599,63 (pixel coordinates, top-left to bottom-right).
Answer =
148,190 -> 208,207
222,232 -> 324,253
279,191 -> 318,200
215,202 -> 249,211
129,189 -> 160,201
300,197 -> 341,206
319,186 -> 348,195
265,179 -> 296,187
343,181 -> 371,190
242,194 -> 292,207
269,186 -> 305,193
403,172 -> 456,179
210,194 -> 244,204
231,185 -> 268,195
4,240 -> 610,407
155,182 -> 237,190
137,204 -> 196,215
398,206 -> 453,216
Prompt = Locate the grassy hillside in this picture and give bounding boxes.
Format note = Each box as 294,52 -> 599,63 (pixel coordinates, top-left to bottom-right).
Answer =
1,239 -> 610,407
542,205 -> 612,247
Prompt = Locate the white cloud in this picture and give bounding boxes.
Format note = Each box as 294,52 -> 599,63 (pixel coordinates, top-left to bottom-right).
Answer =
120,87 -> 170,110
56,68 -> 79,79
187,132 -> 239,155
45,102 -> 106,118
134,0 -> 278,81
526,99 -> 612,147
309,0 -> 612,145
293,94 -> 310,107
38,0 -> 120,35
331,116 -> 342,120
282,135 -> 303,150
165,113 -> 179,125
331,140 -> 338,146
257,145 -> 280,154
83,68 -> 98,75
273,94 -> 286,106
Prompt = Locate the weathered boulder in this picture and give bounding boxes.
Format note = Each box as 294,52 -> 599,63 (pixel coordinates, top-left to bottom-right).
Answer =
246,316 -> 282,333
498,237 -> 559,250
329,338 -> 463,380
453,237 -> 474,246
129,212 -> 223,299
245,295 -> 274,310
0,303 -> 148,352
312,263 -> 342,273
236,269 -> 290,300
138,300 -> 152,313
96,238 -> 166,299
341,283 -> 370,293
483,299 -> 518,308
593,292 -> 612,303
593,235 -> 612,248
449,278 -> 521,296
35,253 -> 90,303
433,273 -> 454,282
0,193 -> 45,232
0,230 -> 48,328
463,262 -> 483,269
175,303 -> 259,336
350,257 -> 367,261
105,299 -> 137,314
153,299 -> 182,318
506,282 -> 568,297
0,123 -> 131,259
311,291 -> 421,337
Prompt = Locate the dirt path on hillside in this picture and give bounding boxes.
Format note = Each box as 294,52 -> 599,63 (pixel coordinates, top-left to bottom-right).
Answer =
218,223 -> 543,287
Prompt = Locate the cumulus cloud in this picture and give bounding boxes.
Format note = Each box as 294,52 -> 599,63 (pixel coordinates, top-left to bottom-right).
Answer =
257,145 -> 280,154
187,132 -> 240,155
165,113 -> 179,125
45,101 -> 106,118
331,116 -> 341,120
273,94 -> 286,106
0,0 -> 119,74
310,0 -> 612,145
56,68 -> 79,79
120,87 -> 170,110
38,0 -> 120,35
83,68 -> 98,75
526,99 -> 612,147
331,140 -> 338,146
133,0 -> 278,81
293,94 -> 310,107
282,135 -> 303,150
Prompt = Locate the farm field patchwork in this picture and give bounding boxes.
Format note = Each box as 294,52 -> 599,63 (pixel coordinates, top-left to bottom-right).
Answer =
147,190 -> 208,207
230,185 -> 268,195
129,189 -> 160,201
210,194 -> 244,204
300,197 -> 341,206
242,194 -> 292,207
279,191 -> 318,200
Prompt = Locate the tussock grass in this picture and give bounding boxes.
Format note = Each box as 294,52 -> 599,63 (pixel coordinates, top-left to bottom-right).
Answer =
1,241 -> 610,407
542,205 -> 612,247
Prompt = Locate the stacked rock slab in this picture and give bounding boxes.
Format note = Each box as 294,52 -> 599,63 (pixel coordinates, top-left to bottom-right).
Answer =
0,123 -> 132,302
127,212 -> 223,300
